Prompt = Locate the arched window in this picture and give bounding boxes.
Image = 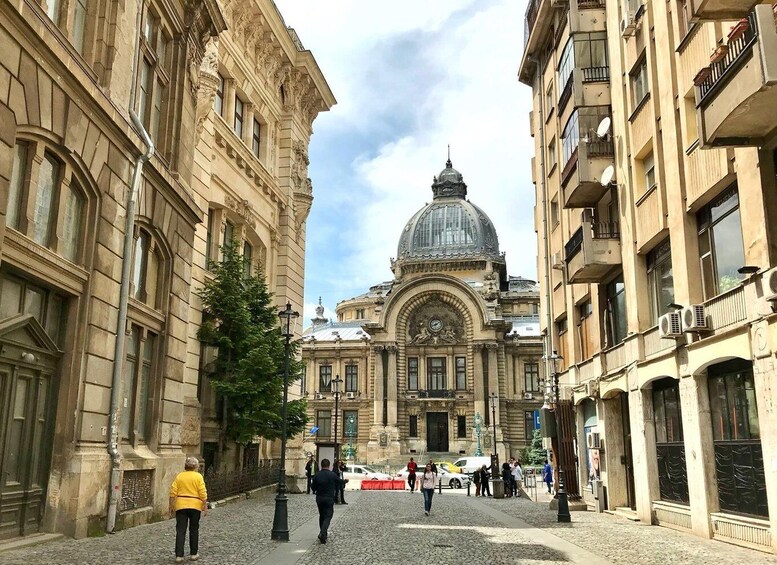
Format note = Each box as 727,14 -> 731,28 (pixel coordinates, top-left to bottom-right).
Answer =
132,229 -> 162,309
7,140 -> 89,265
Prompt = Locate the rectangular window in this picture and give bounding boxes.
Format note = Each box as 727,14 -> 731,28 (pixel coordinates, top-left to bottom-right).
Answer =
525,410 -> 536,441
643,152 -> 656,193
551,197 -> 559,228
62,181 -> 84,263
33,153 -> 60,247
574,32 -> 609,74
343,410 -> 358,440
578,299 -> 595,360
316,410 -> 332,439
408,357 -> 419,390
345,364 -> 358,392
46,0 -> 62,24
427,357 -> 446,390
557,39 -> 574,96
455,357 -> 466,390
409,415 -> 418,437
223,220 -> 234,248
206,208 -> 216,265
647,240 -> 674,323
556,317 -> 568,370
137,332 -> 156,441
545,82 -> 554,116
547,137 -> 557,172
137,11 -> 170,147
697,186 -> 745,299
215,74 -> 225,116
72,0 -> 87,54
632,58 -> 649,107
604,276 -> 627,347
319,365 -> 332,392
242,241 -> 252,277
356,308 -> 365,319
524,362 -> 540,392
234,96 -> 244,138
120,326 -> 141,439
252,119 -> 261,158
7,143 -> 28,230
457,415 -> 466,438
561,111 -> 579,168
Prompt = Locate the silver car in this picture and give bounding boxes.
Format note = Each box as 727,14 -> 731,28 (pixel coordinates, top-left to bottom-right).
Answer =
396,465 -> 471,489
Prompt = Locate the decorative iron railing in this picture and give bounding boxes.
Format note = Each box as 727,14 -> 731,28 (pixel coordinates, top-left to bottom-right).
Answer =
578,0 -> 605,8
582,66 -> 610,82
697,11 -> 758,104
592,221 -> 620,239
204,459 -> 280,501
526,0 -> 541,46
418,389 -> 457,399
585,139 -> 615,157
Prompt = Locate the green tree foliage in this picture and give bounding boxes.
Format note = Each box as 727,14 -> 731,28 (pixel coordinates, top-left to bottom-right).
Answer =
198,240 -> 307,445
524,428 -> 547,466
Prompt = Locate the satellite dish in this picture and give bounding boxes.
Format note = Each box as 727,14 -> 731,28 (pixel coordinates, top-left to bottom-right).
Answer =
600,165 -> 615,187
596,117 -> 612,139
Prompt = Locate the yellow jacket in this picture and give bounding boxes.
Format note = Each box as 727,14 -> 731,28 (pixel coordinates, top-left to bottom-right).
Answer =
169,470 -> 207,511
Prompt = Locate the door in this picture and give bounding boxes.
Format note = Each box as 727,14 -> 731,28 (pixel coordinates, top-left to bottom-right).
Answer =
620,392 -> 636,509
426,412 -> 449,452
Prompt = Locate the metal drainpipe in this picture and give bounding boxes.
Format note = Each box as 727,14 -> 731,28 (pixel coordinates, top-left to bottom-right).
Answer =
106,0 -> 153,533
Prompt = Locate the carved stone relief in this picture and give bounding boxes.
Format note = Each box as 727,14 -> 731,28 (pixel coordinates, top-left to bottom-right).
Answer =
195,36 -> 221,135
407,296 -> 463,346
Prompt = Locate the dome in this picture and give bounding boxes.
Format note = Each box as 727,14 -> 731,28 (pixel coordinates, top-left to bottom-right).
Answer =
396,160 -> 502,263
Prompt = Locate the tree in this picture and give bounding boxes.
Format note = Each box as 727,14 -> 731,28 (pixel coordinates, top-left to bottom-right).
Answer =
198,240 -> 307,445
521,428 -> 547,467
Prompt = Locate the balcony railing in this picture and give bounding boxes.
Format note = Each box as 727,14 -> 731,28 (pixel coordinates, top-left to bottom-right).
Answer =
585,140 -> 615,157
418,389 -> 457,399
704,284 -> 747,332
579,0 -> 606,7
697,11 -> 758,104
526,0 -> 541,46
582,66 -> 610,82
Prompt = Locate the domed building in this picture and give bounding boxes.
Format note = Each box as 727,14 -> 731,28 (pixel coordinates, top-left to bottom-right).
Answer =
301,161 -> 543,467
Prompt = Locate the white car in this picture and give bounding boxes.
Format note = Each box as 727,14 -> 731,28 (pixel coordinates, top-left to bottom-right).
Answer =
396,465 -> 471,489
343,464 -> 393,481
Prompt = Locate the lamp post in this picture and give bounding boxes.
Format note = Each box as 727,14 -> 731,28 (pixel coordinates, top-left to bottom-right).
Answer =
271,302 -> 299,541
473,412 -> 483,457
332,375 -> 343,461
344,414 -> 356,461
550,351 -> 571,523
488,392 -> 504,498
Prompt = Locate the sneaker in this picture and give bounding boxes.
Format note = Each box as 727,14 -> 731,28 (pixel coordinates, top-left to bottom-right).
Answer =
424,511 -> 429,516
190,556 -> 200,562
175,558 -> 184,564
318,534 -> 327,544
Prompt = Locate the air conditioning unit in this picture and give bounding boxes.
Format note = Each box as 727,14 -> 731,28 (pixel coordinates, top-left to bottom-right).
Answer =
345,392 -> 356,400
766,268 -> 777,302
314,392 -> 323,400
585,380 -> 599,398
552,252 -> 564,270
658,312 -> 682,338
682,305 -> 710,332
586,432 -> 601,450
621,16 -> 636,37
523,392 -> 534,400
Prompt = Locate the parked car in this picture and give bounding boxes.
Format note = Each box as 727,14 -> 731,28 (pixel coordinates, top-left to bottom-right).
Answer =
451,456 -> 493,475
396,465 -> 471,489
343,464 -> 393,481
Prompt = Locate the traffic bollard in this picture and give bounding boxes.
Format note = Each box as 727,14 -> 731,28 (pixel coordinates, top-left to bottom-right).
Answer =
467,480 -> 471,496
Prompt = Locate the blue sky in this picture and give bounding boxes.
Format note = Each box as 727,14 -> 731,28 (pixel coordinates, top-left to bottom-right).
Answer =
274,0 -> 536,325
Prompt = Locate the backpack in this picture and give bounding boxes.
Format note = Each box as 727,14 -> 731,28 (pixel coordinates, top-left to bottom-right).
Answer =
473,471 -> 481,484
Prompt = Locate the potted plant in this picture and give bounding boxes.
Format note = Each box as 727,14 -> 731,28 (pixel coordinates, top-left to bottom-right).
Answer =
693,66 -> 712,86
710,44 -> 729,63
728,18 -> 749,42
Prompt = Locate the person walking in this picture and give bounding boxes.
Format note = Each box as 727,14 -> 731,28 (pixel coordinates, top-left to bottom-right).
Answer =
311,458 -> 343,544
407,457 -> 418,492
337,460 -> 348,505
543,459 -> 553,494
479,465 -> 492,497
305,455 -> 316,494
473,465 -> 481,496
501,462 -> 513,497
169,456 -> 208,563
512,461 -> 524,497
427,459 -> 438,474
420,463 -> 437,516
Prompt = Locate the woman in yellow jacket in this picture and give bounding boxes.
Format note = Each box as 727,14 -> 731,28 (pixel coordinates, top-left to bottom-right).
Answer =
169,457 -> 208,563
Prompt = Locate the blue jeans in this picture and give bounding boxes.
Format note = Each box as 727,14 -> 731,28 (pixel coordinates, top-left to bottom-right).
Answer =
422,488 -> 434,512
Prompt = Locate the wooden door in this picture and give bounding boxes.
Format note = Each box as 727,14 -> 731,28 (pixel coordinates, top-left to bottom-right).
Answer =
426,412 -> 449,452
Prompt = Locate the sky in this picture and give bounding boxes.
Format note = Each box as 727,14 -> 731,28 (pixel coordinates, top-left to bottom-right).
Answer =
274,0 -> 536,326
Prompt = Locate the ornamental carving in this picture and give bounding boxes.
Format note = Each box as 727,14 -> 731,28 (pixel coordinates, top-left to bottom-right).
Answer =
225,194 -> 256,228
195,37 -> 221,135
407,297 -> 463,346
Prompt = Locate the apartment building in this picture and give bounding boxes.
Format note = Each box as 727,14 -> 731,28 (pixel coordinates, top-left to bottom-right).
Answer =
520,0 -> 777,552
0,0 -> 331,540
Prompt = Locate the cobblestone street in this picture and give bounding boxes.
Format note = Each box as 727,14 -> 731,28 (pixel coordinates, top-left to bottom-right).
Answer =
2,490 -> 776,565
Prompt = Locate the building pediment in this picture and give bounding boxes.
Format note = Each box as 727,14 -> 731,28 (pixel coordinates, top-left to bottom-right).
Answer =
0,314 -> 61,355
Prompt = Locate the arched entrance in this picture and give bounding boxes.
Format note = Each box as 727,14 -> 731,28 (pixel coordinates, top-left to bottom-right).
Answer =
0,315 -> 61,539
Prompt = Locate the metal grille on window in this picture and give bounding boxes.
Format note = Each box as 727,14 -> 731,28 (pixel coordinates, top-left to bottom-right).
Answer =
121,469 -> 154,511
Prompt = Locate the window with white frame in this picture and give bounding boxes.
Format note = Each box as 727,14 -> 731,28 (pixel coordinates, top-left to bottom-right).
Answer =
631,58 -> 649,108
345,364 -> 358,392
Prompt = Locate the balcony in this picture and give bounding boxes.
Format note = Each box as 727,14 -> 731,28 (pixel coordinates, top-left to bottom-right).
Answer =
561,138 -> 615,208
696,6 -> 777,147
417,389 -> 457,399
689,0 -> 763,22
565,220 -> 622,283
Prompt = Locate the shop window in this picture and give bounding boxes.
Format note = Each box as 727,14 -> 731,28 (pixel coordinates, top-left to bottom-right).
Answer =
316,410 -> 331,439
345,364 -> 358,393
652,378 -> 689,504
319,365 -> 332,392
455,357 -> 466,390
708,360 -> 767,517
407,357 -> 419,390
697,186 -> 745,299
647,240 -> 674,323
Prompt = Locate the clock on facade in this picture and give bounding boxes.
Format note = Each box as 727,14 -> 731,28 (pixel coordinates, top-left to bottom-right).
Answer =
429,319 -> 443,332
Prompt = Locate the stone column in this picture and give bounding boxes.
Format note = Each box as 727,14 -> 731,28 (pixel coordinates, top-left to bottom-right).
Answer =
373,346 -> 384,425
506,351 -> 515,398
386,345 -> 398,426
630,386 -> 660,523
679,373 -> 717,538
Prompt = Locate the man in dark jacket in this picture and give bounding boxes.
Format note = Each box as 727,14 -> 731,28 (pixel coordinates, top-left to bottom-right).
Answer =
305,455 -> 316,494
479,465 -> 492,497
311,458 -> 342,543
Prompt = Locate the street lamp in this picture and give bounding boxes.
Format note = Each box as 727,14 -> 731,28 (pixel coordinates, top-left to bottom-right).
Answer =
344,414 -> 356,460
488,392 -> 500,478
271,302 -> 299,541
332,375 -> 343,461
549,351 -> 571,523
473,412 -> 483,457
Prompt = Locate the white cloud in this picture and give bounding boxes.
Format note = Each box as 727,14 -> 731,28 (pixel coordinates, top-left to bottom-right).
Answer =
276,1 -> 538,307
